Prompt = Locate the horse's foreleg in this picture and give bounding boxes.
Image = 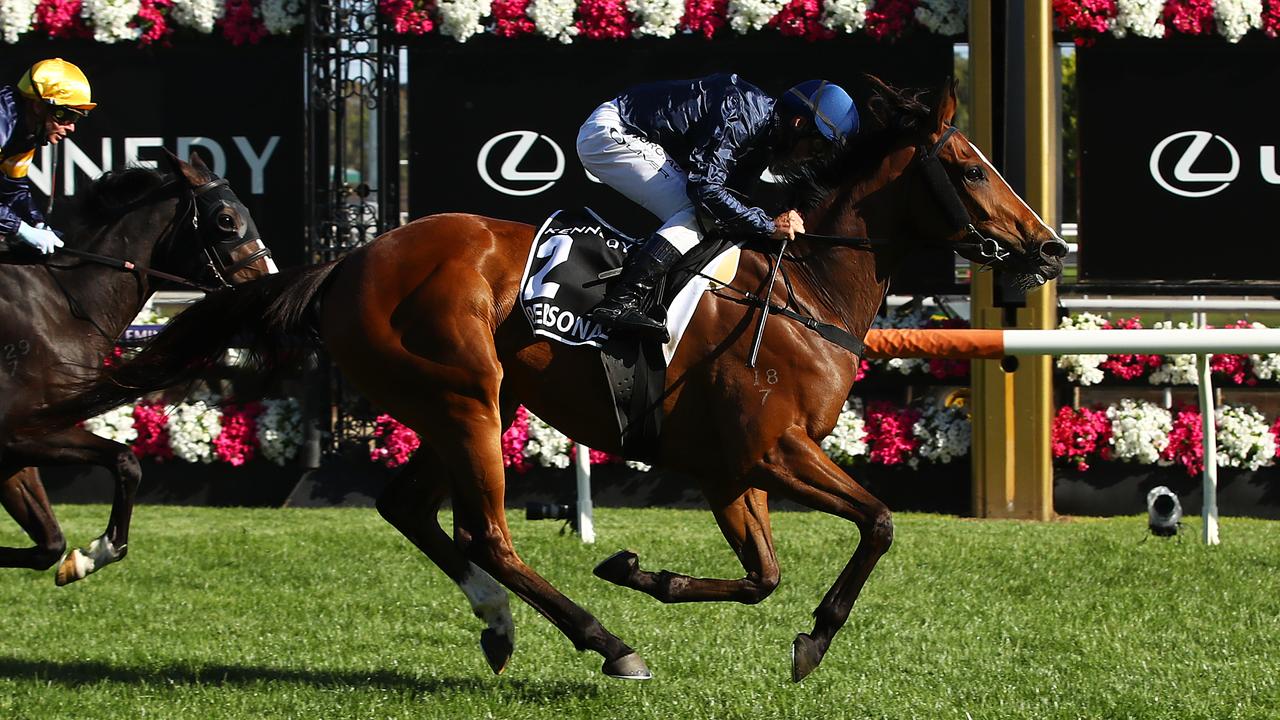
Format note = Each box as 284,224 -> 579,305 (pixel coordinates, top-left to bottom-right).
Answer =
0,467 -> 67,571
6,428 -> 140,585
755,426 -> 894,683
594,486 -> 780,604
376,445 -> 515,675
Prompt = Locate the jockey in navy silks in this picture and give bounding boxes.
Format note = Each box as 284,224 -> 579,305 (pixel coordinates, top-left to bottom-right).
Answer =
578,73 -> 860,343
1,58 -> 96,258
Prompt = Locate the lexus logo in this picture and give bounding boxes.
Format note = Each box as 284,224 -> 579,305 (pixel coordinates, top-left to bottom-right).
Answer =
1149,130 -> 1240,198
477,130 -> 565,197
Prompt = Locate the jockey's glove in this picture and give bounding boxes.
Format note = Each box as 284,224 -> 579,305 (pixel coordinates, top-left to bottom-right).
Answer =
14,220 -> 64,255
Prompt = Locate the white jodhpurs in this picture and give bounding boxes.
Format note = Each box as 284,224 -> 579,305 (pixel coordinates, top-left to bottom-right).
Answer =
576,101 -> 702,254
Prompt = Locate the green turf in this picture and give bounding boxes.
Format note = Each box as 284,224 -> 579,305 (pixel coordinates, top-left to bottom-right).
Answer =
1,505 -> 1276,719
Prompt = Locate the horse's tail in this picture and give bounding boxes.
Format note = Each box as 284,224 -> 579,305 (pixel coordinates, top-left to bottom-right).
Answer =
28,260 -> 343,432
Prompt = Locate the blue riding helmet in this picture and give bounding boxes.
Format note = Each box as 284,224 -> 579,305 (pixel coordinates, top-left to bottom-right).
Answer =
779,80 -> 859,142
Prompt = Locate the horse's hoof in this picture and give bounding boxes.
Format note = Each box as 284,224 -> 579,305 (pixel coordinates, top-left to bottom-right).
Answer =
593,550 -> 638,586
54,549 -> 89,587
602,652 -> 652,680
480,628 -> 514,675
791,633 -> 825,683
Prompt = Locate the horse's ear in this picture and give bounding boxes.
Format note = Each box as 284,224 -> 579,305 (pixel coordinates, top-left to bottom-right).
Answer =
161,148 -> 211,186
931,77 -> 958,132
861,73 -> 896,125
188,151 -> 211,174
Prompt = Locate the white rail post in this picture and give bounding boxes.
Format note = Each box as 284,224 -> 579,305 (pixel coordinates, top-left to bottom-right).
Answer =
575,444 -> 595,544
1196,354 -> 1220,546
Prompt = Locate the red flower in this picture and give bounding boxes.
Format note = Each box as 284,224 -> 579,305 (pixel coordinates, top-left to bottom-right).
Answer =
1161,406 -> 1204,476
493,0 -> 536,36
502,406 -> 530,473
380,0 -> 435,34
1210,321 -> 1258,386
1099,318 -> 1162,381
864,401 -> 921,465
132,402 -> 174,461
1051,406 -> 1111,471
371,414 -> 421,468
35,0 -> 92,39
865,0 -> 919,41
1052,0 -> 1116,46
770,0 -> 834,41
1265,0 -> 1280,38
1163,0 -> 1214,36
220,0 -> 269,45
577,0 -> 634,39
682,0 -> 727,39
214,402 -> 263,466
136,0 -> 175,46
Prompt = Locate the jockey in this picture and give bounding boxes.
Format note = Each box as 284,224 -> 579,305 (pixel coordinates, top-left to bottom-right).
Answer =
578,73 -> 860,343
1,58 -> 96,257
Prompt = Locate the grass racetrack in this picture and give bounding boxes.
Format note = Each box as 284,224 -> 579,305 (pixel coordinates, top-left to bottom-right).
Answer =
1,505 -> 1277,719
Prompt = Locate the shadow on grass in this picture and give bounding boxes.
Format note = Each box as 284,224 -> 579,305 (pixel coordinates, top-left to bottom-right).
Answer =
0,657 -> 601,701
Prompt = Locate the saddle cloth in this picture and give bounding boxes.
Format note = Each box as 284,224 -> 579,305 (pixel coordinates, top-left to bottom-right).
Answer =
518,208 -> 740,366
518,208 -> 741,459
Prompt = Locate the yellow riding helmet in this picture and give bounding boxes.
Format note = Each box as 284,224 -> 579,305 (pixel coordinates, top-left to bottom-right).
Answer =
16,58 -> 97,111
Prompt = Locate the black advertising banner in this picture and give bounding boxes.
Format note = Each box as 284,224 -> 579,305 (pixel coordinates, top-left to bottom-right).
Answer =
1078,40 -> 1280,285
1,40 -> 306,267
409,35 -> 959,294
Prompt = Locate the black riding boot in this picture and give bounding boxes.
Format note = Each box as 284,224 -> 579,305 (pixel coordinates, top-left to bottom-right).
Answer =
589,236 -> 682,343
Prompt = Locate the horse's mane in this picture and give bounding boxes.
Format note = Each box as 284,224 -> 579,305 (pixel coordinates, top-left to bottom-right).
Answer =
74,166 -> 174,223
783,78 -> 934,212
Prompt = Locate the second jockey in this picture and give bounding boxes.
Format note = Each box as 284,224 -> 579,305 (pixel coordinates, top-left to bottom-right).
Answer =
578,73 -> 860,343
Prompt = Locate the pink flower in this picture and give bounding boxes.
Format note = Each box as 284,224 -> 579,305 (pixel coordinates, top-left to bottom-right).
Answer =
1099,317 -> 1162,381
1161,406 -> 1204,476
136,0 -> 175,46
1052,0 -> 1116,46
854,358 -> 870,382
220,0 -> 269,45
1210,321 -> 1257,386
1163,0 -> 1214,36
380,0 -> 435,34
682,0 -> 727,39
502,406 -> 530,473
865,0 -> 919,41
1265,0 -> 1280,38
493,0 -> 536,36
132,402 -> 173,461
769,0 -> 834,41
214,402 -> 262,466
1051,405 -> 1111,471
577,0 -> 634,39
864,401 -> 921,465
36,0 -> 91,39
371,414 -> 421,468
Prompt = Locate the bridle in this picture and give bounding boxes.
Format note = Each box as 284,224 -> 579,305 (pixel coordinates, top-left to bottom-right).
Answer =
57,174 -> 271,293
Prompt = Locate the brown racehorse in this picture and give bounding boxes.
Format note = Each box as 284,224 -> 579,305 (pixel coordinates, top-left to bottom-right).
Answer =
1,154 -> 275,585
30,79 -> 1066,681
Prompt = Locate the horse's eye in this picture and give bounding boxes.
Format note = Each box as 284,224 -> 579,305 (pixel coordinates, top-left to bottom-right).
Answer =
216,213 -> 238,233
964,166 -> 987,183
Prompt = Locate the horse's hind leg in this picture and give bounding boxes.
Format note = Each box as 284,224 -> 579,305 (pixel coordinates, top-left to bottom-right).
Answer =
376,443 -> 515,674
753,426 -> 894,683
594,486 -> 781,604
0,467 -> 67,571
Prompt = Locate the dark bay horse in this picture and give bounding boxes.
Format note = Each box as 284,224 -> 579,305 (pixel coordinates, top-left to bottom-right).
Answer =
33,80 -> 1065,680
1,153 -> 275,585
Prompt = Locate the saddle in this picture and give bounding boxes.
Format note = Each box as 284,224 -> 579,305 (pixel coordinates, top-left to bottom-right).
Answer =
518,208 -> 741,460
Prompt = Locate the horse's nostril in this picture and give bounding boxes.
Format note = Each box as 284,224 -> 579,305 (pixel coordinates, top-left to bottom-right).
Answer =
1040,238 -> 1070,260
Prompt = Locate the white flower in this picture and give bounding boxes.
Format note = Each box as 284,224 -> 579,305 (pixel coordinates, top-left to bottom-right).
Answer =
1056,312 -> 1109,385
1216,404 -> 1275,471
438,0 -> 491,41
821,400 -> 868,467
528,0 -> 578,43
171,0 -> 225,33
913,0 -> 965,35
1,0 -> 38,44
167,396 -> 222,463
84,405 -> 139,445
1111,0 -> 1164,38
261,0 -> 305,34
131,298 -> 168,326
911,400 -> 970,467
524,411 -> 572,468
1214,0 -> 1262,43
625,460 -> 652,472
629,0 -> 682,37
1106,399 -> 1171,465
81,0 -> 142,43
1148,320 -> 1198,386
1250,352 -> 1280,381
257,398 -> 303,466
820,0 -> 867,32
727,0 -> 787,33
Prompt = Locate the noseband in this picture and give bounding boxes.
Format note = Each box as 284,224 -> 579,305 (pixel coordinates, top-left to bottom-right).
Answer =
914,125 -> 1009,264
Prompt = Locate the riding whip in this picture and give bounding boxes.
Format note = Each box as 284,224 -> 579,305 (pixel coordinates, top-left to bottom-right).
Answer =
747,237 -> 787,368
